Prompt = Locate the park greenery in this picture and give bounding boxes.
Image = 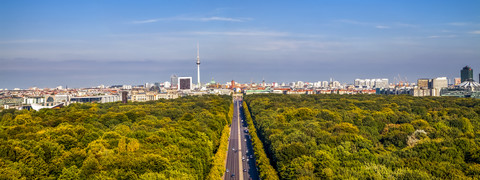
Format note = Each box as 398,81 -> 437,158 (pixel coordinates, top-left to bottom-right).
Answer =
244,94 -> 480,179
0,95 -> 231,180
243,101 -> 279,180
207,103 -> 233,179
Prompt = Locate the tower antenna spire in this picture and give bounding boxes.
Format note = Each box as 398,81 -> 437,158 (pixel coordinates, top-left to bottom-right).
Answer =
196,42 -> 201,87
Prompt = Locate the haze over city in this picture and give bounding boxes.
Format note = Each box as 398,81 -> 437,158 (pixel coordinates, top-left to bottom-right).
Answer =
1,0 -> 479,89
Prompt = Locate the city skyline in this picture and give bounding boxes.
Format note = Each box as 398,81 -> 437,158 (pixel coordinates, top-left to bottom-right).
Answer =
1,1 -> 480,89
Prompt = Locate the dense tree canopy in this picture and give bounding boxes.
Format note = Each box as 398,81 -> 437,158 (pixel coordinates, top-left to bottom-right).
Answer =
244,94 -> 480,179
0,95 -> 231,179
242,101 -> 279,180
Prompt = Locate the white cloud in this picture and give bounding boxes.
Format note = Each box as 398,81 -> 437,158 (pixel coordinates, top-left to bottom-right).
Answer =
394,23 -> 417,28
132,16 -> 251,24
0,39 -> 85,44
447,22 -> 469,26
470,30 -> 480,34
427,35 -> 457,38
190,31 -> 289,37
132,19 -> 159,24
247,40 -> 344,52
375,25 -> 390,29
335,19 -> 369,25
0,39 -> 45,44
199,17 -> 248,22
336,19 -> 416,29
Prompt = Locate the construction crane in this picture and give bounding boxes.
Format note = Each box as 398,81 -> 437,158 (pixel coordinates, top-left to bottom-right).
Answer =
394,74 -> 409,87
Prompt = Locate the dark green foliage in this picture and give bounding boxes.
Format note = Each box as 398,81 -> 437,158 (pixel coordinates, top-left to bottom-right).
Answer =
244,94 -> 480,179
242,101 -> 279,180
0,95 -> 231,179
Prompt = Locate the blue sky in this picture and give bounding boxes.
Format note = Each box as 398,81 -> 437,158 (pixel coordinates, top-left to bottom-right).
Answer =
1,0 -> 479,88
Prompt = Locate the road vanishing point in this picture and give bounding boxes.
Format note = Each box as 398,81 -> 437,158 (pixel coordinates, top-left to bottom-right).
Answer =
224,97 -> 259,180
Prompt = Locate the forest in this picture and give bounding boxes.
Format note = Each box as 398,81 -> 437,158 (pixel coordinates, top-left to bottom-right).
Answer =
244,94 -> 480,179
0,95 -> 232,180
242,100 -> 279,180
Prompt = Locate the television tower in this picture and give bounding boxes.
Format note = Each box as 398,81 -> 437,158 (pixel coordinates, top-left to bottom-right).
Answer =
196,42 -> 201,87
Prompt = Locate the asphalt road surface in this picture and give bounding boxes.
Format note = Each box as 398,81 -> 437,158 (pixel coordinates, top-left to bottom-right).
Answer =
224,98 -> 259,180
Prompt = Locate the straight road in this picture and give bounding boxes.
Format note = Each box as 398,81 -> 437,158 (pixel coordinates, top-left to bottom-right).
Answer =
225,97 -> 259,180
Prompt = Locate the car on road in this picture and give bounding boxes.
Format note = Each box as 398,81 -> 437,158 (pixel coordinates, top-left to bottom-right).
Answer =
226,169 -> 229,173
242,156 -> 245,161
243,169 -> 247,172
231,173 -> 235,178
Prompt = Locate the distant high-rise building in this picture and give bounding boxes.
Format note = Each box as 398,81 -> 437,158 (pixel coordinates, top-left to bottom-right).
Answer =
296,81 -> 305,88
417,79 -> 429,89
355,78 -> 388,89
432,77 -> 448,96
145,83 -> 153,89
354,79 -> 363,87
432,77 -> 448,88
374,79 -> 389,89
163,81 -> 171,88
331,81 -> 341,88
231,80 -> 235,89
171,74 -> 178,89
289,82 -> 296,87
365,79 -> 371,87
461,66 -> 473,82
178,77 -> 192,90
122,91 -> 128,104
322,81 -> 329,88
454,78 -> 461,86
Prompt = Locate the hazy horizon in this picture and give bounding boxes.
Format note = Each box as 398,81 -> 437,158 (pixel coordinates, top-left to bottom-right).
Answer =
1,0 -> 479,89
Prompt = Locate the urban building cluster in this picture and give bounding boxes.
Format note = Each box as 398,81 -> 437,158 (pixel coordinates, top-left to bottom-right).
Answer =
411,77 -> 448,96
0,87 -> 121,110
440,66 -> 480,98
376,66 -> 480,98
0,81 -> 235,110
1,43 -> 479,112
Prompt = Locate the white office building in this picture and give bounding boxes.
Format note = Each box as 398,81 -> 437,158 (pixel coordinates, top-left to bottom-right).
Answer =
355,78 -> 389,89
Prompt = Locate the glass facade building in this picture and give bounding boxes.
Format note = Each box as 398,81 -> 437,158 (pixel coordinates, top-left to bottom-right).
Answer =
461,66 -> 473,82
